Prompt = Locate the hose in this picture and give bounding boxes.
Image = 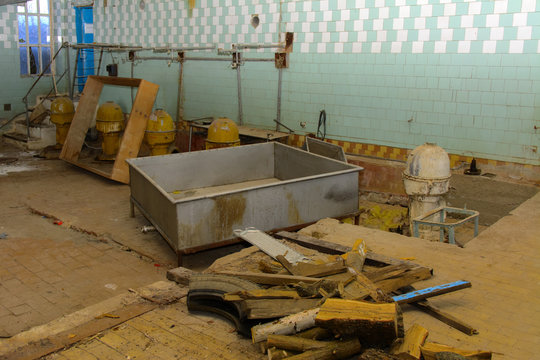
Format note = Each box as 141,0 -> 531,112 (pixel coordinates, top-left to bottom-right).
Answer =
317,109 -> 326,140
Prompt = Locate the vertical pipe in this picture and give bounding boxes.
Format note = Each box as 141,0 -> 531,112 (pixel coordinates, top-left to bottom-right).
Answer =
72,48 -> 79,96
236,65 -> 243,125
66,45 -> 72,99
130,61 -> 134,105
24,99 -> 30,140
97,48 -> 103,75
276,67 -> 282,131
177,61 -> 184,123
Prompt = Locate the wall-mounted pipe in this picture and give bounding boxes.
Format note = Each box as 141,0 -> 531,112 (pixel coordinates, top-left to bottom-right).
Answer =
237,65 -> 243,126
276,68 -> 282,131
233,43 -> 284,50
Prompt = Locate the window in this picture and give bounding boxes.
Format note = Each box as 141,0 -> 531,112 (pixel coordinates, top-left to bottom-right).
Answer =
17,0 -> 52,76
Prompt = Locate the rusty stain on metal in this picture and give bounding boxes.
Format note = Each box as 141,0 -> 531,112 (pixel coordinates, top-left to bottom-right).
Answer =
213,194 -> 246,240
287,192 -> 301,224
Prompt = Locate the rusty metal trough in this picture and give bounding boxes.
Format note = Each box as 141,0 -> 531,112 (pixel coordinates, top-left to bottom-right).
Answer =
127,142 -> 362,259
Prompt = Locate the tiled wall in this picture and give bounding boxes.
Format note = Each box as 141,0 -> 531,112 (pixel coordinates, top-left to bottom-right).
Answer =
1,1 -> 538,166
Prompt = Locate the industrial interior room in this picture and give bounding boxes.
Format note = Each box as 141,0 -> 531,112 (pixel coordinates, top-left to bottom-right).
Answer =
0,0 -> 539,359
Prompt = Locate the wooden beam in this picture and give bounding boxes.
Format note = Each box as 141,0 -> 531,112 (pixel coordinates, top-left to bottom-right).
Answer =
266,335 -> 334,352
391,280 -> 471,305
242,298 -> 321,319
251,308 -> 320,343
391,323 -> 428,359
215,271 -> 332,286
282,338 -> 362,360
420,342 -> 492,360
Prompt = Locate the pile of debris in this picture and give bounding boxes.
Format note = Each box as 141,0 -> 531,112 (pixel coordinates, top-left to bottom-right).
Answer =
168,228 -> 492,359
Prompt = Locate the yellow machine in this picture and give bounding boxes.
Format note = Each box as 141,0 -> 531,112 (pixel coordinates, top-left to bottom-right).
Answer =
144,109 -> 176,156
50,97 -> 74,149
95,101 -> 124,160
205,117 -> 240,150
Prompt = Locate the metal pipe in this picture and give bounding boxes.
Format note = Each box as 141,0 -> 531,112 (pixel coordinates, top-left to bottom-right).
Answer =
276,68 -> 282,131
243,58 -> 274,62
24,100 -> 30,140
234,43 -> 284,50
23,42 -> 66,103
184,57 -> 231,62
237,65 -> 243,126
132,55 -> 179,61
177,60 -> 184,122
130,61 -> 135,105
65,44 -> 72,99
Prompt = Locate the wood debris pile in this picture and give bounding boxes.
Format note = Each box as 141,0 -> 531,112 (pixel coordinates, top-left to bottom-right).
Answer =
168,229 -> 492,360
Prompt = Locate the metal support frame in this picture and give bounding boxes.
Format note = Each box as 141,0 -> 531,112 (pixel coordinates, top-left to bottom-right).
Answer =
412,207 -> 480,245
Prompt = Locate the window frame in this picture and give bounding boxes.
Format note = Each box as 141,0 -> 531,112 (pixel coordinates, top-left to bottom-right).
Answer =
17,0 -> 54,77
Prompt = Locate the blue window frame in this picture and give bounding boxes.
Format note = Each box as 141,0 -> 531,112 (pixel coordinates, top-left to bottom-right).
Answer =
17,0 -> 53,76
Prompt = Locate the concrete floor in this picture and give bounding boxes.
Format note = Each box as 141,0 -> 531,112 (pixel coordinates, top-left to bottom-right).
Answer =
1,138 -> 539,359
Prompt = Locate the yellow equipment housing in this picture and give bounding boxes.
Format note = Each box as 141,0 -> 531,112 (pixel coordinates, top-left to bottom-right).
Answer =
205,117 -> 240,150
95,101 -> 124,160
144,109 -> 176,156
50,97 -> 75,148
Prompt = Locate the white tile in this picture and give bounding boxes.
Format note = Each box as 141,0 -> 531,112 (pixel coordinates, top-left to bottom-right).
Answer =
336,20 -> 345,31
375,0 -> 385,7
441,28 -> 453,41
319,22 -> 327,32
396,29 -> 408,42
373,19 -> 384,30
461,15 -> 474,28
359,8 -> 370,19
357,31 -> 367,42
302,22 -> 310,33
393,18 -> 404,30
482,40 -> 497,53
521,0 -> 536,12
494,0 -> 508,14
317,42 -> 326,53
371,42 -> 381,53
395,0 -> 406,5
399,6 -> 410,18
377,30 -> 387,42
517,26 -> 532,40
437,16 -> 449,29
300,42 -> 309,53
434,41 -> 446,53
379,7 -> 389,19
458,40 -> 471,53
320,0 -> 329,11
509,39 -> 524,53
339,32 -> 348,42
354,20 -> 363,31
303,2 -> 311,12
291,12 -> 299,22
391,41 -> 402,53
287,2 -> 295,12
468,2 -> 481,15
415,17 -> 426,29
412,41 -> 424,53
465,28 -> 478,40
355,0 -> 365,7
417,0 -> 428,4
285,22 -> 294,32
337,0 -> 347,10
322,32 -> 330,42
307,12 -> 315,22
421,5 -> 432,17
352,42 -> 362,53
323,10 -> 332,21
486,14 -> 499,27
340,10 -> 350,21
490,27 -> 504,41
444,3 -> 456,16
305,32 -> 314,42
513,13 -> 528,27
418,29 -> 430,41
334,42 -> 344,53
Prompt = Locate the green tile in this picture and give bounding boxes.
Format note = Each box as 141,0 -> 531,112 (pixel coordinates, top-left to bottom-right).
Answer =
456,3 -> 469,16
473,15 -> 486,28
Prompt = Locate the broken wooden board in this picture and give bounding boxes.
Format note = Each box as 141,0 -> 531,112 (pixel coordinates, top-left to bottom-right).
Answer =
60,76 -> 159,184
283,338 -> 362,360
410,299 -> 478,336
252,308 -> 320,343
215,271 -> 333,286
391,280 -> 471,305
276,255 -> 347,277
391,323 -> 428,359
315,299 -> 399,346
267,334 -> 336,352
224,289 -> 300,301
420,342 -> 492,360
234,228 -> 308,264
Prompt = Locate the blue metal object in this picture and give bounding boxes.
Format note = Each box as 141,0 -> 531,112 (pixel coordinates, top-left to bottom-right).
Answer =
412,207 -> 479,245
75,6 -> 94,92
392,280 -> 471,304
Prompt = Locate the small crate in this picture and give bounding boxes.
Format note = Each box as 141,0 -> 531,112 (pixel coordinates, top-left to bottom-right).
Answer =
412,207 -> 479,245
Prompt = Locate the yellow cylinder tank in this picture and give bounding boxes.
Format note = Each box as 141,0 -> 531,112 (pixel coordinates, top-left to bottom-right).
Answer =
50,97 -> 75,148
144,109 -> 176,156
205,117 -> 240,150
95,101 -> 124,160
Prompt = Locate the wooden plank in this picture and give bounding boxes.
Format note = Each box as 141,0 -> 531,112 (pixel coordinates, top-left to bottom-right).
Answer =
215,271 -> 329,286
243,299 -> 321,319
267,335 -> 337,352
315,299 -> 398,346
391,323 -> 428,359
111,79 -> 159,183
0,303 -> 156,360
224,289 -> 300,301
412,300 -> 478,336
375,267 -> 433,294
420,342 -> 492,360
391,280 -> 471,305
91,75 -> 142,87
276,255 -> 347,278
60,77 -> 103,161
283,338 -> 362,360
251,308 -> 320,343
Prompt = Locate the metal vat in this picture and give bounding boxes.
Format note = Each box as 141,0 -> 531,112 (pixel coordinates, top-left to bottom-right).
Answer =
127,142 -> 362,258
